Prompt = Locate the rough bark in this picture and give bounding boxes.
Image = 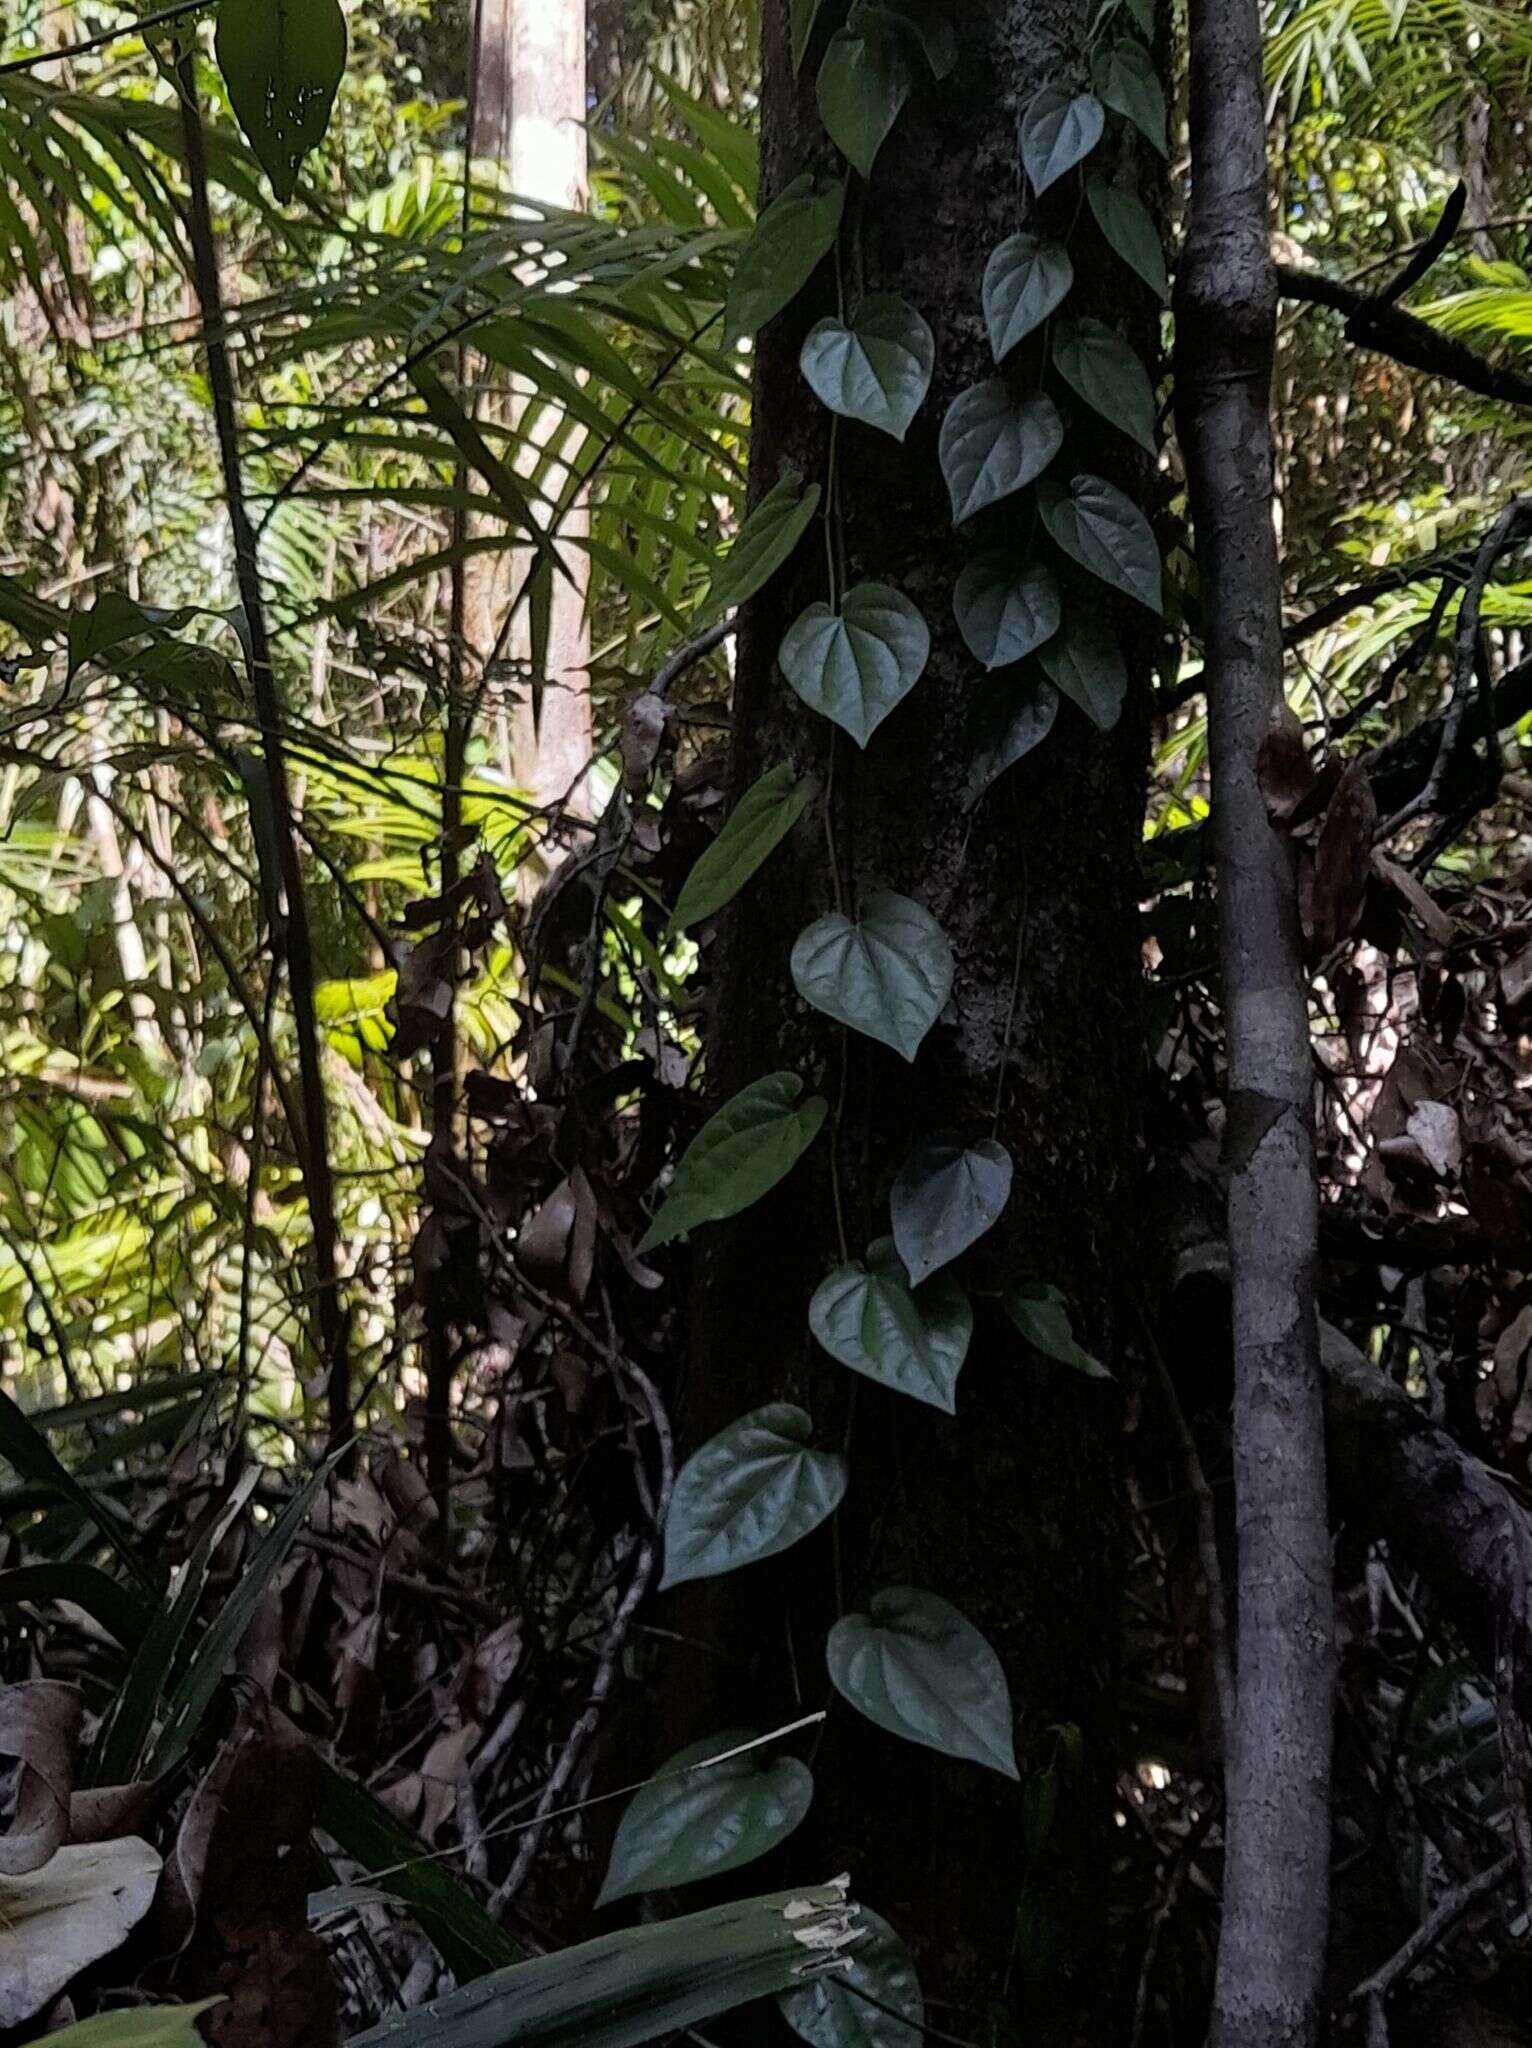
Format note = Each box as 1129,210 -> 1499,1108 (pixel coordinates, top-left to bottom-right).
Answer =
656,5 -> 1158,2041
1174,4 -> 1334,2044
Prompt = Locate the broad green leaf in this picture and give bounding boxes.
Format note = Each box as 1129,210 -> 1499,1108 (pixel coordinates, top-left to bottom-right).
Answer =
46,2005 -> 224,2048
672,765 -> 812,932
1124,0 -> 1154,30
953,556 -> 1060,670
67,594 -> 199,679
939,383 -> 1063,524
705,473 -> 823,619
1087,175 -> 1169,301
791,0 -> 829,70
639,1074 -> 828,1253
1004,1282 -> 1111,1379
662,1404 -> 847,1588
1019,87 -> 1104,195
800,296 -> 935,440
817,24 -> 918,179
852,0 -> 958,78
598,1733 -> 814,1904
890,1138 -> 1013,1285
982,234 -> 1074,362
1039,474 -> 1162,613
963,676 -> 1059,809
791,892 -> 953,1060
809,1239 -> 972,1411
0,1390 -> 149,1589
1051,317 -> 1156,453
215,0 -> 348,204
779,1908 -> 924,2048
726,177 -> 844,341
1092,41 -> 1167,154
779,584 -> 931,747
1038,612 -> 1128,731
827,1587 -> 1018,1777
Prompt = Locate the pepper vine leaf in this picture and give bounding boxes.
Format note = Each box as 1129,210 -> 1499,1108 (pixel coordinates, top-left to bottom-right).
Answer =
826,1588 -> 1019,1777
1038,611 -> 1128,731
939,383 -> 1063,524
791,892 -> 954,1060
597,1732 -> 814,1904
672,765 -> 812,933
791,0 -> 829,71
808,1239 -> 972,1412
1004,1283 -> 1111,1379
638,1074 -> 828,1253
953,556 -> 1061,671
800,296 -> 935,440
817,22 -> 919,179
982,234 -> 1075,362
215,0 -> 348,204
1038,474 -> 1163,613
1051,317 -> 1157,453
963,676 -> 1060,809
1019,86 -> 1105,195
705,472 -> 823,619
852,0 -> 958,80
661,1405 -> 847,1588
779,1908 -> 925,2048
1091,41 -> 1168,155
1086,175 -> 1169,302
779,584 -> 931,747
890,1137 -> 1014,1285
725,176 -> 845,341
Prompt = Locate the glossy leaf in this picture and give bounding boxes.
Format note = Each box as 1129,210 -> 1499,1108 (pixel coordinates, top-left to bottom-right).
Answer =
890,1138 -> 1013,1285
800,296 -> 935,440
791,892 -> 953,1060
1019,87 -> 1104,195
827,1587 -> 1018,1777
215,0 -> 347,204
672,765 -> 812,933
1038,612 -> 1128,731
1092,40 -> 1167,155
779,1908 -> 924,2048
940,382 -> 1063,524
639,1074 -> 828,1253
779,584 -> 931,747
817,24 -> 918,178
661,1405 -> 847,1588
598,1732 -> 813,1904
726,177 -> 845,341
1004,1282 -> 1111,1379
1051,317 -> 1157,453
809,1239 -> 972,1412
705,473 -> 822,619
1087,176 -> 1169,301
1039,474 -> 1162,613
953,556 -> 1060,670
963,676 -> 1060,809
982,234 -> 1074,362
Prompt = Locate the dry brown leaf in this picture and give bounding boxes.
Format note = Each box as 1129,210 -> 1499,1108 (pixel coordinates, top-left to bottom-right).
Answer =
1310,760 -> 1377,953
0,1680 -> 80,1876
0,1837 -> 162,2027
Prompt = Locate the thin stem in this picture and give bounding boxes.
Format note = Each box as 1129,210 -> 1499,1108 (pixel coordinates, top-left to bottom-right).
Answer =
0,0 -> 217,75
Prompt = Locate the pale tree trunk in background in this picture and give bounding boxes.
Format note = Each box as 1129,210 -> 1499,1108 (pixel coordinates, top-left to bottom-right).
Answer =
468,0 -> 594,820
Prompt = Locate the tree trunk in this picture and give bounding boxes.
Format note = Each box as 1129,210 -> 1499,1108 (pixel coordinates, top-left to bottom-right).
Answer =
658,5 -> 1163,2040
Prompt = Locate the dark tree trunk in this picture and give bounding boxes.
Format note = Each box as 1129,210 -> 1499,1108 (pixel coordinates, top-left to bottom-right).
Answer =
654,4 -> 1164,2042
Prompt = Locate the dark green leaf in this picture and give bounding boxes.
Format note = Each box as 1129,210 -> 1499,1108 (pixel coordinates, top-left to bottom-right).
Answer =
215,0 -> 348,203
1019,87 -> 1104,195
705,473 -> 823,619
890,1138 -> 1013,1285
800,296 -> 934,440
809,1239 -> 972,1412
1091,40 -> 1167,154
939,383 -> 1063,523
598,1733 -> 813,1904
639,1074 -> 828,1253
0,1565 -> 150,1651
779,584 -> 931,747
1039,474 -> 1162,612
982,234 -> 1074,362
1004,1282 -> 1111,1379
779,1908 -> 924,2048
662,1405 -> 846,1588
851,0 -> 957,78
46,2005 -> 225,2048
791,892 -> 953,1060
726,177 -> 844,342
817,25 -> 918,179
791,0 -> 830,70
1038,611 -> 1128,731
0,1390 -> 149,1588
1087,175 -> 1169,300
962,676 -> 1059,809
827,1587 -> 1018,1777
672,766 -> 812,933
1051,317 -> 1157,452
953,556 -> 1060,670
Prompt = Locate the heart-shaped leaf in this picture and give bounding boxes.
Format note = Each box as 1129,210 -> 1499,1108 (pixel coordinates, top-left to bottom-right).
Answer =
1004,1282 -> 1111,1379
1051,317 -> 1157,453
791,892 -> 953,1060
779,585 -> 930,747
779,1907 -> 924,2048
1019,86 -> 1104,196
1087,175 -> 1169,301
982,234 -> 1074,362
639,1073 -> 827,1252
1039,474 -> 1162,613
705,472 -> 822,620
801,295 -> 935,440
953,556 -> 1060,671
216,0 -> 347,204
673,765 -> 811,933
963,676 -> 1059,809
939,382 -> 1063,524
1092,40 -> 1167,155
852,0 -> 957,78
817,23 -> 918,178
597,1731 -> 814,1903
1038,611 -> 1128,731
827,1587 -> 1018,1777
1123,0 -> 1155,30
726,176 -> 845,341
891,1137 -> 1013,1285
809,1238 -> 972,1411
662,1404 -> 847,1588
791,0 -> 829,69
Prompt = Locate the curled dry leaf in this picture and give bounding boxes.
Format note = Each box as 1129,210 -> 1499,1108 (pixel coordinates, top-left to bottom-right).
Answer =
0,1679 -> 81,1876
1309,760 -> 1377,954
